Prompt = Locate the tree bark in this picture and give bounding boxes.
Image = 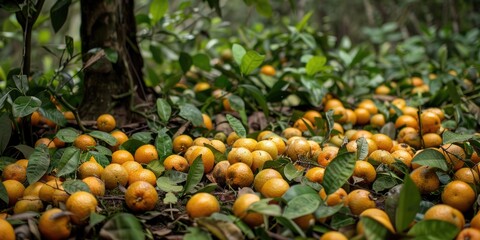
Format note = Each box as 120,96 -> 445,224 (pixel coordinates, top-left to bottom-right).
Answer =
79,0 -> 144,124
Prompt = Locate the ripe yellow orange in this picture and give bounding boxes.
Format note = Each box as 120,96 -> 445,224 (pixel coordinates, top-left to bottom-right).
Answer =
353,160 -> 377,184
111,149 -> 134,164
209,139 -> 226,154
260,65 -> 276,76
260,178 -> 289,198
163,155 -> 189,172
324,99 -> 344,111
227,147 -> 253,167
110,130 -> 129,151
226,132 -> 240,146
319,231 -> 348,240
441,180 -> 476,212
253,169 -> 283,192
15,159 -> 29,169
78,160 -> 104,179
186,192 -> 220,218
82,176 -> 106,197
370,113 -> 386,128
453,168 -> 479,184
251,150 -> 273,172
350,130 -> 373,140
354,108 -> 371,125
51,185 -> 69,207
471,212 -> 480,230
202,113 -> 214,130
285,138 -> 311,161
35,137 -> 56,149
257,130 -> 276,141
424,108 -> 445,121
226,162 -> 254,188
303,110 -> 322,124
371,133 -> 394,152
193,82 -> 210,92
293,117 -> 314,132
375,85 -> 390,95
440,144 -> 466,171
3,179 -> 25,206
193,136 -> 211,147
2,163 -> 26,182
31,111 -> 42,126
255,140 -> 278,160
186,146 -> 215,173
0,218 -> 15,240
66,191 -> 98,225
128,168 -> 157,186
395,115 -> 419,130
134,144 -> 158,164
317,146 -> 339,167
101,163 -> 129,190
345,108 -> 357,125
424,204 -> 465,229
456,228 -> 480,240
121,161 -> 143,176
402,106 -> 419,119
13,195 -> 43,214
74,134 -> 96,151
39,179 -> 62,203
267,135 -> 286,155
357,208 -> 395,234
96,113 -> 116,132
358,99 -> 378,115
38,208 -> 71,240
211,161 -> 230,186
53,137 -> 66,148
282,127 -> 302,139
346,189 -> 376,215
63,111 -> 75,120
232,193 -> 264,227
319,187 -> 348,206
305,167 -> 325,184
368,150 -> 395,166
391,150 -> 413,169
23,181 -> 45,197
422,133 -> 443,148
125,181 -> 158,212
233,138 -> 257,152
293,214 -> 315,230
420,111 -> 441,134
410,166 -> 440,194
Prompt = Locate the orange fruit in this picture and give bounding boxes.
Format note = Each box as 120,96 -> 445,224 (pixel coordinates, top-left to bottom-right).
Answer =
410,165 -> 440,194
422,133 -> 443,148
251,150 -> 273,172
390,98 -> 406,114
441,180 -> 476,212
193,82 -> 210,92
285,138 -> 311,161
82,177 -> 106,197
96,114 -> 116,132
317,146 -> 339,167
3,179 -> 25,206
122,161 -> 144,176
202,114 -> 214,130
293,214 -> 315,230
319,187 -> 348,206
354,108 -> 371,125
471,212 -> 480,230
440,144 -> 466,171
368,150 -> 395,166
211,161 -> 230,186
319,231 -> 348,240
35,137 -> 56,148
110,130 -> 129,151
125,180 -> 158,212
227,147 -> 253,167
332,107 -> 348,123
391,150 -> 413,169
424,108 -> 445,121
454,168 -> 479,184
52,185 -> 69,207
101,163 -> 129,190
253,169 -> 283,192
267,135 -> 286,155
350,130 -> 373,140
233,138 -> 257,152
0,218 -> 15,239
358,99 -> 378,114
397,127 -> 421,149
346,189 -> 376,215
193,137 -> 211,147
420,111 -> 441,134
111,149 -> 134,164
2,163 -> 26,182
395,115 -> 419,130
23,181 -> 45,197
293,117 -> 314,132
303,110 -> 322,124
456,228 -> 480,240
73,134 -> 96,151
353,160 -> 377,184
39,179 -> 62,202
209,139 -> 226,153
345,108 -> 357,125
186,146 -> 215,173
370,113 -> 386,128
324,99 -> 344,111
226,162 -> 254,188
63,111 -> 75,120
282,127 -> 302,139
128,168 -> 157,186
260,178 -> 289,198
232,193 -> 264,227
255,140 -> 278,160
38,208 -> 71,240
305,167 -> 325,184
226,132 -> 240,146
13,195 -> 43,214
186,192 -> 220,218
15,159 -> 29,169
375,85 -> 390,95
31,111 -> 42,126
53,137 -> 66,148
260,65 -> 276,76
78,160 -> 104,179
163,155 -> 189,172
371,133 -> 394,152
66,191 -> 98,225
357,208 -> 395,234
402,106 -> 419,119
134,144 -> 158,164
390,142 -> 415,156
424,204 -> 465,229
257,130 -> 275,141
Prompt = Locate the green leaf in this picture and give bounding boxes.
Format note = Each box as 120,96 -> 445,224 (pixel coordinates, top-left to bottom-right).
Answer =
283,193 -> 321,219
240,50 -> 265,75
131,132 -> 153,143
57,147 -> 80,177
179,103 -> 204,127
407,220 -> 459,240
149,0 -> 168,25
179,52 -> 193,74
411,148 -> 448,171
240,84 -> 269,117
13,75 -> 28,94
156,98 -> 171,123
27,147 -> 50,184
88,130 -> 117,146
155,128 -> 172,159
65,35 -> 74,56
184,227 -> 212,240
147,160 -> 165,177
356,137 -> 369,160
437,45 -> 447,70
55,128 -> 80,143
95,146 -> 112,156
396,174 -> 421,232
232,44 -> 246,66
89,151 -> 110,167
13,96 -> 42,118
99,213 -> 146,240
0,113 -> 12,154
360,216 -> 391,240
323,151 -> 356,195
40,104 -> 67,127
104,48 -> 118,63
62,180 -> 91,194
442,131 -> 476,144
120,139 -> 145,154
295,10 -> 313,31
156,176 -> 183,192
164,192 -> 178,204
255,0 -> 272,17
0,90 -> 12,109
204,144 -> 227,163
314,204 -> 344,219
305,56 -> 327,76
0,182 -> 8,204
372,175 -> 399,192
282,184 -> 318,202
193,53 -> 212,71
284,162 -> 302,181
182,156 -> 204,195
15,145 -> 35,159
249,198 -> 282,216
50,0 -> 72,33
89,212 -> 106,229
226,114 -> 246,138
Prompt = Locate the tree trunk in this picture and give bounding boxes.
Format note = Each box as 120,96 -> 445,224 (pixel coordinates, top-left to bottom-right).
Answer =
79,0 -> 144,124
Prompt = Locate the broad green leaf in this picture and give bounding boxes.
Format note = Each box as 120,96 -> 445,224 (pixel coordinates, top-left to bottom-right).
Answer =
156,98 -> 171,122
56,147 -> 80,177
88,130 -> 117,146
89,151 -> 110,167
95,146 -> 112,156
156,176 -> 183,192
89,212 -> 107,229
131,132 -> 153,143
99,213 -> 146,240
295,10 -> 313,31
14,145 -> 35,159
322,109 -> 335,144
0,113 -> 12,154
50,0 -> 72,32
305,56 -> 327,76
196,183 -> 218,193
179,103 -> 204,127
40,104 -> 67,127
360,216 -> 391,240
227,94 -> 245,113
104,48 -> 119,63
27,147 -> 50,184
275,216 -> 306,237
147,160 -> 165,177
314,204 -> 344,219
163,192 -> 178,204
226,114 -> 246,138
442,131 -> 476,144
249,199 -> 282,216
62,179 -> 90,194
13,74 -> 28,94
356,137 -> 369,160
182,156 -> 204,195
284,162 -> 302,181
282,184 -> 318,202
372,175 -> 399,192
323,151 -> 356,195
13,96 -> 42,118
283,193 -> 321,219
204,144 -> 227,163
179,52 -> 193,74
193,53 -> 211,71
120,139 -> 145,154
396,174 -> 421,232
240,84 -> 269,117
55,128 -> 80,143
155,128 -> 172,159
411,148 -> 448,171
65,35 -> 74,56
149,0 -> 168,25
240,51 -> 265,75
437,44 -> 447,70
0,90 -> 12,109
255,0 -> 272,17
0,182 -> 8,204
232,44 -> 246,66
408,219 -> 459,240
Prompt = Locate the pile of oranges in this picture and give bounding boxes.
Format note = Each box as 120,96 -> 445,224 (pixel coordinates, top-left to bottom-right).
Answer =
2,92 -> 480,240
